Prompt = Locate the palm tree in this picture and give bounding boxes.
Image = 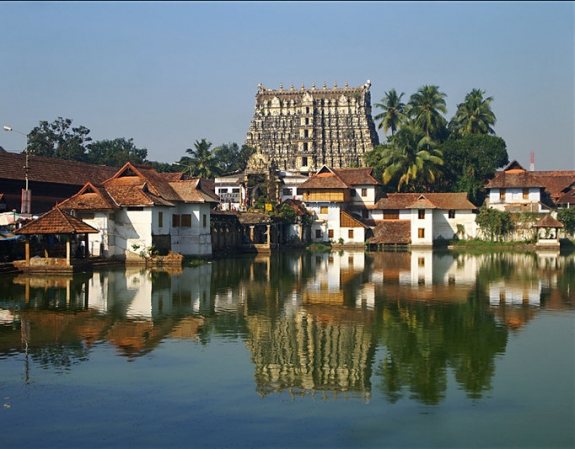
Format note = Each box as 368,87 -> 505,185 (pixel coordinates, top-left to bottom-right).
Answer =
408,85 -> 448,140
380,126 -> 444,192
374,89 -> 408,137
182,138 -> 221,178
448,88 -> 496,137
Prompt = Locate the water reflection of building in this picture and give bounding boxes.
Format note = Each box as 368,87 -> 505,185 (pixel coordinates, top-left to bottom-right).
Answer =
241,251 -> 376,401
483,251 -> 574,329
367,250 -> 479,302
246,310 -> 374,401
2,266 -> 211,361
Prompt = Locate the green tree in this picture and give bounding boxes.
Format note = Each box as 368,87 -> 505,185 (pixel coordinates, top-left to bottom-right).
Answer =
374,89 -> 408,137
448,88 -> 496,137
86,137 -> 148,166
408,85 -> 448,141
441,134 -> 509,205
27,117 -> 91,161
213,143 -> 256,174
475,206 -> 514,241
180,138 -> 221,178
379,126 -> 444,192
557,208 -> 575,236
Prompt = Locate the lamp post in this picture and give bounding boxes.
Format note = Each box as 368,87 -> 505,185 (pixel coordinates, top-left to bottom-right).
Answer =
3,126 -> 31,214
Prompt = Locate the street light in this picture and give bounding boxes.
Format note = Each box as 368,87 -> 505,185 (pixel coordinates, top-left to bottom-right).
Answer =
3,125 -> 31,214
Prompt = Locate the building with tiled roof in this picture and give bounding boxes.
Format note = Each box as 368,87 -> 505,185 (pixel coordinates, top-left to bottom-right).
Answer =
296,166 -> 380,245
485,160 -> 575,212
368,192 -> 479,247
58,162 -> 220,260
0,148 -> 118,214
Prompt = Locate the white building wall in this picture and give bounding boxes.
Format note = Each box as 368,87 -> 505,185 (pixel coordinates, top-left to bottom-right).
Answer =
433,209 -> 478,240
410,208 -> 433,246
171,203 -> 212,256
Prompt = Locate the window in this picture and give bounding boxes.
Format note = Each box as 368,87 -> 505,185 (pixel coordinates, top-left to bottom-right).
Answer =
232,188 -> 240,193
418,257 -> 425,267
348,229 -> 354,239
418,209 -> 425,219
320,206 -> 328,214
203,214 -> 207,228
158,211 -> 163,227
181,214 -> 192,228
172,214 -> 180,227
315,229 -> 322,239
219,188 -> 228,194
304,129 -> 309,138
523,188 -> 529,200
328,229 -> 334,239
302,156 -> 308,166
361,188 -> 367,197
384,210 -> 399,220
448,210 -> 455,219
500,189 -> 506,201
283,188 -> 292,196
418,228 -> 425,238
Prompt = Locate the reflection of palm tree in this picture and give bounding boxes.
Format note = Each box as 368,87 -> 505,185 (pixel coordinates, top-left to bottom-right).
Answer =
380,126 -> 444,192
374,89 -> 408,137
449,88 -> 496,137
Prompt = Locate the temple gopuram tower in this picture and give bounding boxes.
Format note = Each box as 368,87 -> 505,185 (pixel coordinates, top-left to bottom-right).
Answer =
245,80 -> 380,174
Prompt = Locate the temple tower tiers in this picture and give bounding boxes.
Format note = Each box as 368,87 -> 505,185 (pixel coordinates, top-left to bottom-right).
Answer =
245,80 -> 380,174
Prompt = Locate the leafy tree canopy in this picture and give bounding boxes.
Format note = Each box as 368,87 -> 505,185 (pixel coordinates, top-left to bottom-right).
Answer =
27,117 -> 92,161
440,134 -> 509,205
557,208 -> 575,237
86,137 -> 148,167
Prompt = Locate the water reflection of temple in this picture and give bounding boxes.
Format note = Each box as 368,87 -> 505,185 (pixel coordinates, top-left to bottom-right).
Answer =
241,251 -> 376,400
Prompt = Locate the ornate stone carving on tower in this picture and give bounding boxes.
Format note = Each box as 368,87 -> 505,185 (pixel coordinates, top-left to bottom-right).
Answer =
245,80 -> 380,173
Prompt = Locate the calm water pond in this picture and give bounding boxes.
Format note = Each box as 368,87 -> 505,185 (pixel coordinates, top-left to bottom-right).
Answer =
0,249 -> 573,449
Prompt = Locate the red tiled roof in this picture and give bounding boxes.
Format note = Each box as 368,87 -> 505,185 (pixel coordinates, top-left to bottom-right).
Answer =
368,220 -> 411,244
485,161 -> 575,201
374,192 -> 476,210
0,149 -> 118,186
297,166 -> 380,191
15,207 -> 99,235
556,188 -> 575,206
331,167 -> 380,186
534,214 -> 564,228
58,183 -> 118,210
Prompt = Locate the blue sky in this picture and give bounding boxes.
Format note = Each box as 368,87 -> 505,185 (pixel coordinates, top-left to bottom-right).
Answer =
1,1 -> 573,171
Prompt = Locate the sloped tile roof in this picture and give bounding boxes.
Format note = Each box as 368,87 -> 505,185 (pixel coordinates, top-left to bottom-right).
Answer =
169,180 -> 219,203
57,183 -> 118,210
104,163 -> 181,202
485,161 -> 575,201
374,192 -> 476,210
297,166 -> 381,191
331,167 -> 380,186
15,207 -> 99,235
408,196 -> 438,210
0,149 -> 118,185
368,220 -> 411,244
534,214 -> 564,228
556,188 -> 575,206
